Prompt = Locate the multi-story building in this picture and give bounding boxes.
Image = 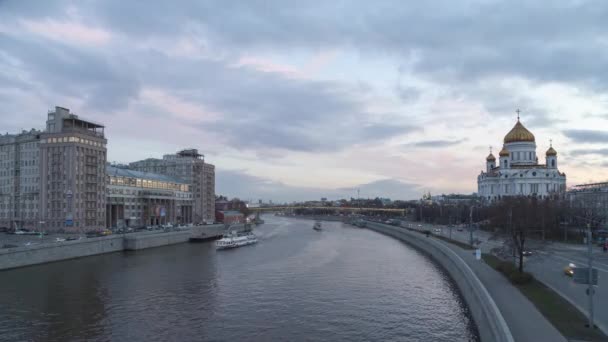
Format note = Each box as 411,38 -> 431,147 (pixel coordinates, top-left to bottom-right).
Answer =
568,182 -> 608,226
1,106 -> 107,231
129,149 -> 215,223
0,129 -> 43,230
106,165 -> 193,228
39,107 -> 107,231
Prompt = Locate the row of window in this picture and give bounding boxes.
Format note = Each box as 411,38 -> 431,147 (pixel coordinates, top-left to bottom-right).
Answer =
108,176 -> 189,192
42,136 -> 105,147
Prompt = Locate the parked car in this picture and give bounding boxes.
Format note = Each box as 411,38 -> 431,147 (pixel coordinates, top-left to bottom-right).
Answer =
457,227 -> 464,232
433,228 -> 441,233
66,236 -> 79,241
522,250 -> 533,256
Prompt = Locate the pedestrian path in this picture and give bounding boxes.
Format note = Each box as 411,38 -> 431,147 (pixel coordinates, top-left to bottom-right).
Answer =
435,237 -> 567,342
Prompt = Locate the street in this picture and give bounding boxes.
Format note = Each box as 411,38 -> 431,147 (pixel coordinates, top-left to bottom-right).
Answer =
400,220 -> 608,333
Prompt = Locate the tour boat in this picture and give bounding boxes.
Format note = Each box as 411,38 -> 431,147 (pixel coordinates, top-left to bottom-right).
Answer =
313,221 -> 322,231
216,231 -> 258,250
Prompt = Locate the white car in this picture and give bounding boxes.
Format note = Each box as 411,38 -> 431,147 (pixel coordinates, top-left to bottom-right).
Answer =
433,228 -> 441,233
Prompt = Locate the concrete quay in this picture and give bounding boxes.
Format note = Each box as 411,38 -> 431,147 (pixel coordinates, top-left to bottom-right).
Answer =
0,224 -> 234,271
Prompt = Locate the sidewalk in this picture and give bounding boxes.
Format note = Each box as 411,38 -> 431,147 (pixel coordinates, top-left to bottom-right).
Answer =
434,237 -> 567,342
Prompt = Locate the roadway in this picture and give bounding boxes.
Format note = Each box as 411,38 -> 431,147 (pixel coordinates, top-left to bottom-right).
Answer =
395,220 -> 608,334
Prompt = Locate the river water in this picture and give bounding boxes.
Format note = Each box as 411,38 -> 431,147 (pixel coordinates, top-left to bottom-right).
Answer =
0,216 -> 478,342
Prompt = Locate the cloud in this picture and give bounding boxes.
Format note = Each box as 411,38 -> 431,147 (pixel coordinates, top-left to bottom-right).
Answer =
569,148 -> 608,157
563,129 -> 608,143
407,139 -> 467,148
217,169 -> 421,202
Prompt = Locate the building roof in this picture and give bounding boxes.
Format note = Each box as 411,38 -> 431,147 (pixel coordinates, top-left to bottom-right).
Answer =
504,119 -> 535,143
546,146 -> 557,156
106,165 -> 188,184
499,146 -> 510,157
486,153 -> 496,161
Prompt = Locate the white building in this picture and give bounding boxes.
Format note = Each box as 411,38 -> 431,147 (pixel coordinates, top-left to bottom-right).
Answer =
477,115 -> 566,202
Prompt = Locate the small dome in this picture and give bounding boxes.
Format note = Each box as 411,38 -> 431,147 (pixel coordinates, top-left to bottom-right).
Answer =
504,120 -> 535,143
486,153 -> 496,161
546,146 -> 557,156
499,146 -> 510,157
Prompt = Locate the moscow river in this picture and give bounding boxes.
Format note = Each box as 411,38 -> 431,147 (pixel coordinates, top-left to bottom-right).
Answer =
0,216 -> 478,342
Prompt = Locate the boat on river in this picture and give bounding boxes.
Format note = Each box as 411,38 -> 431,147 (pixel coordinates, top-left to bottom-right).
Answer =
313,221 -> 322,231
216,231 -> 258,250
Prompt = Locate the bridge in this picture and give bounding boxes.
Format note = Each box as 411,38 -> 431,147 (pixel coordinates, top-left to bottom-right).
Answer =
248,206 -> 407,215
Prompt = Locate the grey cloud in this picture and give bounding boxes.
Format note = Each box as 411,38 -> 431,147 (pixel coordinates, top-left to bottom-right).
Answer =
134,54 -> 416,152
569,148 -> 608,157
408,138 -> 467,148
0,34 -> 140,111
76,1 -> 608,90
563,129 -> 608,143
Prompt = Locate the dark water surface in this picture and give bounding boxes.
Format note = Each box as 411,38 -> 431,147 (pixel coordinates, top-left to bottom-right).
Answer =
0,216 -> 479,342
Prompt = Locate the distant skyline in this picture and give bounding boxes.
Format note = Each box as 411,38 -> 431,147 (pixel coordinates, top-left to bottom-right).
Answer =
2,1 -> 608,201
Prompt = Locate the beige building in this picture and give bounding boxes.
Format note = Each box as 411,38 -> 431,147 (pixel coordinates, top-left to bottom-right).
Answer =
106,165 -> 193,228
0,106 -> 107,231
129,149 -> 215,223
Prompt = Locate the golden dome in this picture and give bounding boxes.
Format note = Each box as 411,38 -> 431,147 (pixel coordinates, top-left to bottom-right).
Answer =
546,146 -> 557,156
504,120 -> 535,143
486,153 -> 496,161
499,146 -> 510,157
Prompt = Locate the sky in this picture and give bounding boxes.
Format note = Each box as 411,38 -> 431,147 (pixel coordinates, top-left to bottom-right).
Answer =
2,0 -> 608,202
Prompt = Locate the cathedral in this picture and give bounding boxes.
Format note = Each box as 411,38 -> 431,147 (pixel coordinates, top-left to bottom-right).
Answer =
477,112 -> 566,202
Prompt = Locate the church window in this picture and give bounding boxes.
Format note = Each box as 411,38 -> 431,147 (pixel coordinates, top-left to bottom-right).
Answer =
546,184 -> 550,192
532,172 -> 536,176
504,184 -> 509,193
551,160 -> 555,167
505,160 -> 508,168
529,152 -> 532,160
531,184 -> 539,193
519,184 -> 523,193
520,174 -> 523,177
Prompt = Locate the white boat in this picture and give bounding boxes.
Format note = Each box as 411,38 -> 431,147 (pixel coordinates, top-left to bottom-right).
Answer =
55,237 -> 66,242
216,231 -> 258,250
313,221 -> 322,231
14,230 -> 26,235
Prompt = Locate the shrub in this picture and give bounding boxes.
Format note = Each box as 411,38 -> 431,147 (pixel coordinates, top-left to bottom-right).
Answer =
509,271 -> 534,285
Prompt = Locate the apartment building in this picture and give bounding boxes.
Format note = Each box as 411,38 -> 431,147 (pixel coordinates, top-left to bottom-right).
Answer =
0,106 -> 107,231
129,149 -> 215,223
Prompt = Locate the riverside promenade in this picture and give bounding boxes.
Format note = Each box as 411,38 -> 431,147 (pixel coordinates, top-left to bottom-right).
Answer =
365,222 -> 566,342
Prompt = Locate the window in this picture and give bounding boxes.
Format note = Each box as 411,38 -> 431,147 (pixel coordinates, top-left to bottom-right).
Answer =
551,160 -> 555,167
504,184 -> 509,194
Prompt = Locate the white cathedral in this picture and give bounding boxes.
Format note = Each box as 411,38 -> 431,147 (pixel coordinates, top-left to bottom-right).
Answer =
477,113 -> 566,202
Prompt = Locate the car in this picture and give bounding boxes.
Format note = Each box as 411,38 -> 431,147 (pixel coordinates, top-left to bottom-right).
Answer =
564,263 -> 576,277
433,228 -> 441,233
522,250 -> 532,256
66,236 -> 79,241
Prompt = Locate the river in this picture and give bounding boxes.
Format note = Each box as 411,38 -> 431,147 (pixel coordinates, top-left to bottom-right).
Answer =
0,216 -> 478,342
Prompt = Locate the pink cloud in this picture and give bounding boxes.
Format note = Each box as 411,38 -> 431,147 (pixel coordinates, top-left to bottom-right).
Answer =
20,19 -> 111,45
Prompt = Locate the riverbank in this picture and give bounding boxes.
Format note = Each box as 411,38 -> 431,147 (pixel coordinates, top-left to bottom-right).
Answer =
0,223 -> 249,271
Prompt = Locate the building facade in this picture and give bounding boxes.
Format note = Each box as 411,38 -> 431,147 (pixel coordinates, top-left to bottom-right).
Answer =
129,149 -> 215,224
477,116 -> 566,202
568,182 -> 608,227
106,166 -> 193,228
0,129 -> 42,230
0,107 -> 107,231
